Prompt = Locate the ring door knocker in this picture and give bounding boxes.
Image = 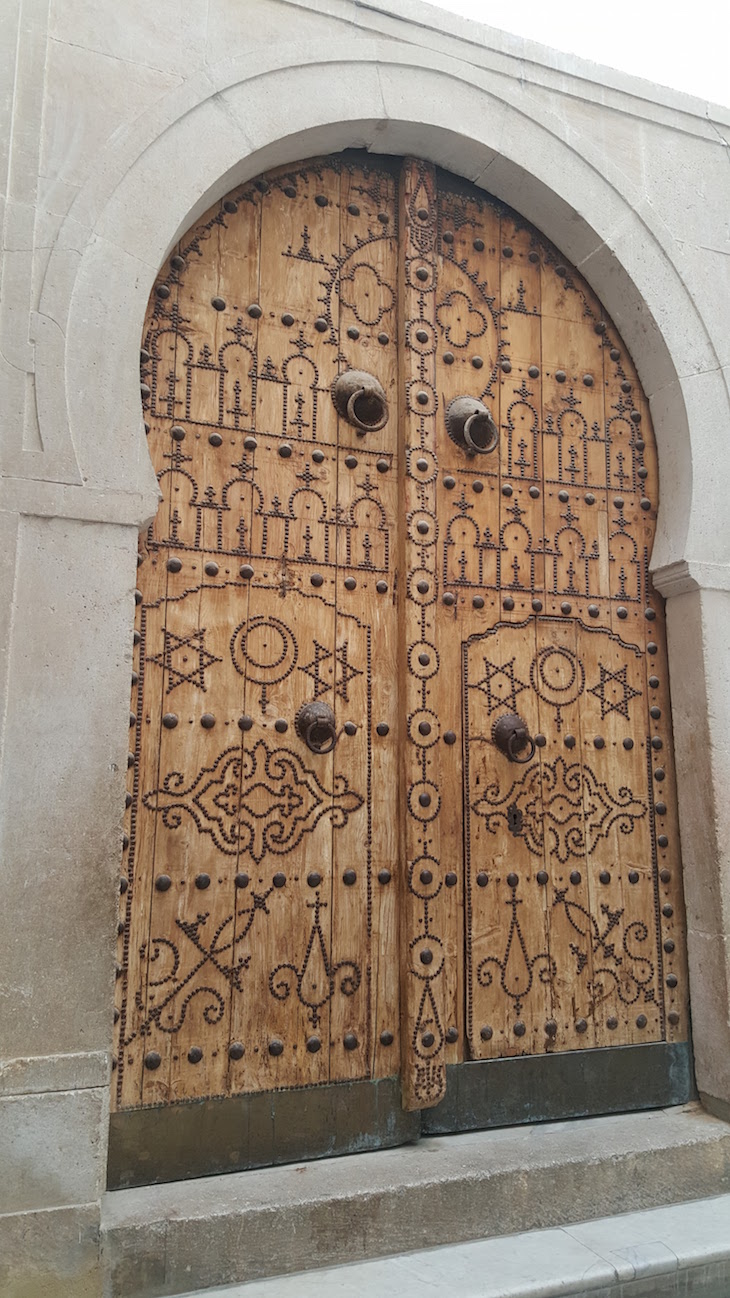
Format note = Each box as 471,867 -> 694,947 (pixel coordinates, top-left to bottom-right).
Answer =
492,713 -> 536,764
295,701 -> 338,755
445,396 -> 499,456
331,370 -> 389,434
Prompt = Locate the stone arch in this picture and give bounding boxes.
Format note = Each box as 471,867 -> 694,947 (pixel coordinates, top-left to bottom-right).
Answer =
38,45 -> 730,584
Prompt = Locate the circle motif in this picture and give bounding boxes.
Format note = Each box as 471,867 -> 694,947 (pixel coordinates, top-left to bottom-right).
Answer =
408,781 -> 441,822
408,641 -> 439,679
408,709 -> 440,748
530,645 -> 585,708
410,935 -> 444,978
408,569 -> 437,606
230,616 -> 297,687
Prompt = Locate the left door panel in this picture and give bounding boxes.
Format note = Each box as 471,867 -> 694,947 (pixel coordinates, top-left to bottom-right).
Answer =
115,156 -> 402,1126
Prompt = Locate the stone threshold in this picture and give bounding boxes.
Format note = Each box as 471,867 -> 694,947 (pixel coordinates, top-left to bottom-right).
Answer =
175,1192 -> 730,1297
101,1103 -> 730,1298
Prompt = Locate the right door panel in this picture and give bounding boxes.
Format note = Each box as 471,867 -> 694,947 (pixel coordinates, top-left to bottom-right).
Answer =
398,160 -> 688,1104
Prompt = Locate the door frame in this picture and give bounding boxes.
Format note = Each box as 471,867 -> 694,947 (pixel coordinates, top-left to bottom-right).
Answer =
18,40 -> 730,1207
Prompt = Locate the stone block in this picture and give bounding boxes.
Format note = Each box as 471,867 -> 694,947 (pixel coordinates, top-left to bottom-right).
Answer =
0,1088 -> 106,1213
0,1203 -> 100,1298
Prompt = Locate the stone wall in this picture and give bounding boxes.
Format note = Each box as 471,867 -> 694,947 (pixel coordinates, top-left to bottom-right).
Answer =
1,2 -> 729,1293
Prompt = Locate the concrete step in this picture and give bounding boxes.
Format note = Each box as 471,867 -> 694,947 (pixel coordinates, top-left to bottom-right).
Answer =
174,1193 -> 730,1297
101,1103 -> 730,1298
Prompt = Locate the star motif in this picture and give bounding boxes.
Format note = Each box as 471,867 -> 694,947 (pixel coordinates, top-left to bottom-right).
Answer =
148,628 -> 221,693
298,640 -> 362,702
472,656 -> 528,713
588,663 -> 641,720
299,641 -> 333,698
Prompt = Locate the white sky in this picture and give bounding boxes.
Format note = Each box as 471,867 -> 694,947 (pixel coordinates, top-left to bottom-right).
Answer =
429,0 -> 730,107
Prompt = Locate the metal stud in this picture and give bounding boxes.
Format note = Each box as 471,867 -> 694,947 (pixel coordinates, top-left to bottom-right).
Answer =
378,869 -> 391,884
474,238 -> 485,252
274,719 -> 288,733
376,723 -> 389,737
343,869 -> 356,886
380,1030 -> 394,1046
307,871 -> 321,888
537,870 -> 548,885
473,596 -> 485,609
155,875 -> 171,892
443,352 -> 454,365
564,734 -> 576,749
445,871 -> 457,886
576,1019 -> 588,1033
195,873 -> 210,890
376,581 -> 388,594
343,1033 -> 358,1050
344,722 -> 357,736
314,318 -> 328,332
421,1032 -> 435,1047
636,1014 -> 647,1029
200,713 -> 215,729
211,296 -> 225,311
476,871 -> 488,887
629,870 -> 639,883
443,593 -> 456,606
570,870 -> 582,885
162,713 -> 178,729
145,1051 -> 162,1070
480,1025 -> 493,1041
507,872 -> 518,887
273,873 -> 286,888
588,604 -> 599,618
555,370 -> 566,383
268,1039 -> 284,1056
278,444 -> 292,458
444,731 -> 456,746
306,1036 -> 321,1054
204,561 -> 219,577
229,1042 -> 244,1060
187,1047 -> 203,1064
514,1021 -> 526,1037
235,873 -> 249,888
238,715 -> 253,731
167,558 -> 182,573
446,1027 -> 459,1044
239,564 -> 254,579
209,432 -> 223,447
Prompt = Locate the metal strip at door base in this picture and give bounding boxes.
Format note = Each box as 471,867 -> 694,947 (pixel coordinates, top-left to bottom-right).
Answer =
108,1042 -> 693,1189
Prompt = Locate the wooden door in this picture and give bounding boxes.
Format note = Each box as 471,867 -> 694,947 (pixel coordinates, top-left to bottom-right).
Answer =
112,154 -> 689,1187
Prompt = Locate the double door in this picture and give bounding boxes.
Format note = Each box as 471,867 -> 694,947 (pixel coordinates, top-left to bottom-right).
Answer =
112,153 -> 689,1188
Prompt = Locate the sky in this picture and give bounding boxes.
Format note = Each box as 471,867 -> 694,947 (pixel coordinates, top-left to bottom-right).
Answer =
428,0 -> 730,107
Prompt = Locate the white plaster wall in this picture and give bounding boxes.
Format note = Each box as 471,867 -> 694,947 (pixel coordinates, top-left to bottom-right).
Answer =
1,1 -> 729,1293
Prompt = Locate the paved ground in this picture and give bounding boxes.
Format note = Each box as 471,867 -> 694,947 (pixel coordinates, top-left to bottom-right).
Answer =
175,1193 -> 730,1297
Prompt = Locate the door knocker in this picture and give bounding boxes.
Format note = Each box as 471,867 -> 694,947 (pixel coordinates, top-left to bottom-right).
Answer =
295,701 -> 337,754
492,713 -> 536,764
445,396 -> 499,456
331,369 -> 389,434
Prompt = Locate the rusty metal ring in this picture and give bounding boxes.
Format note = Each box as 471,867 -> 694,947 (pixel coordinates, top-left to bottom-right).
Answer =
305,718 -> 336,755
507,730 -> 536,764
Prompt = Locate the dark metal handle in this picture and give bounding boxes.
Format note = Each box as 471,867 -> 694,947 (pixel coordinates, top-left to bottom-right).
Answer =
304,718 -> 336,755
295,701 -> 337,754
492,712 -> 536,764
507,729 -> 536,764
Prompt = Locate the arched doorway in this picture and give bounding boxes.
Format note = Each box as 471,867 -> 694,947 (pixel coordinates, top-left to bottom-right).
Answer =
111,152 -> 690,1187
